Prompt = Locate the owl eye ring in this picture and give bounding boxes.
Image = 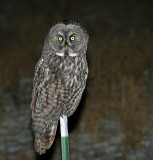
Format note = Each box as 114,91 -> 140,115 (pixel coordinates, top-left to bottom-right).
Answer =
70,36 -> 75,41
58,36 -> 63,41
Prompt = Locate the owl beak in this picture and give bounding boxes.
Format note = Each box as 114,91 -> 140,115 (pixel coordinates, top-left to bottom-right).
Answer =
65,45 -> 68,50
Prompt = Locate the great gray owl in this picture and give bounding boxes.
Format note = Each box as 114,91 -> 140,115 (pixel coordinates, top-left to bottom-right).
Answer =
30,20 -> 89,154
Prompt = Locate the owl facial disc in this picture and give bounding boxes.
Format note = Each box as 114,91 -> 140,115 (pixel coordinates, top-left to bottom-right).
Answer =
48,22 -> 88,57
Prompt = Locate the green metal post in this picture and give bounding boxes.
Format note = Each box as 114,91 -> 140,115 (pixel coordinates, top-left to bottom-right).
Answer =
60,115 -> 70,160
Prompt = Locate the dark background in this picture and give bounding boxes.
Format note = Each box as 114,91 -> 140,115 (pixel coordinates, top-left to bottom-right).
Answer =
0,0 -> 153,160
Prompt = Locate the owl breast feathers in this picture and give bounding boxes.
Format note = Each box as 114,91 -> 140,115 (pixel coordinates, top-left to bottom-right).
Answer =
30,20 -> 89,154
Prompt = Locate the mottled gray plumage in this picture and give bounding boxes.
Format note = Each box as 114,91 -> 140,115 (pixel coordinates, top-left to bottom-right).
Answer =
30,20 -> 89,154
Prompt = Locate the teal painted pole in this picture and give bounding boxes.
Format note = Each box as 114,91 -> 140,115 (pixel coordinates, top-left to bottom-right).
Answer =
60,115 -> 70,160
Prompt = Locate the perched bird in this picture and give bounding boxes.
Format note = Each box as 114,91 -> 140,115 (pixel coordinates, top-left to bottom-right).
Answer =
30,20 -> 89,154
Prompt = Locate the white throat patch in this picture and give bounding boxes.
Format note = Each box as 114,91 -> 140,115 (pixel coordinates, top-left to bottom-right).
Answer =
56,52 -> 78,57
56,52 -> 65,57
69,53 -> 78,57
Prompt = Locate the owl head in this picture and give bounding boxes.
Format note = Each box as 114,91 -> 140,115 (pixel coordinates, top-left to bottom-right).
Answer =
47,20 -> 89,57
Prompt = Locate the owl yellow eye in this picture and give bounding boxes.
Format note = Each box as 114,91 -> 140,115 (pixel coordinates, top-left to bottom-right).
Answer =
58,36 -> 63,41
70,36 -> 75,41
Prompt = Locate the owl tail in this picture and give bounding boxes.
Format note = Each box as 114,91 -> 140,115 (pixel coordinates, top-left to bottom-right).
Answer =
34,123 -> 58,155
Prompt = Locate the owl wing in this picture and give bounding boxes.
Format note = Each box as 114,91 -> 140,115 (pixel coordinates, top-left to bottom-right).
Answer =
30,58 -> 45,118
30,58 -> 59,154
